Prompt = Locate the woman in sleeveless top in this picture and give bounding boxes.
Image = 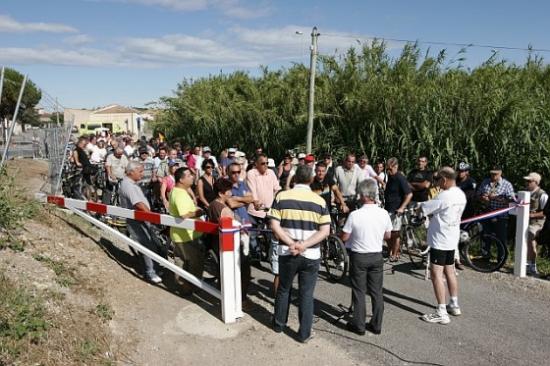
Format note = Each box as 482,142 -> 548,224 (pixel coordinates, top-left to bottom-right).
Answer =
160,162 -> 179,209
197,158 -> 217,209
277,153 -> 293,190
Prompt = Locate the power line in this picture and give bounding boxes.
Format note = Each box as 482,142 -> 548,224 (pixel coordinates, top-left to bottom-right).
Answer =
322,32 -> 550,53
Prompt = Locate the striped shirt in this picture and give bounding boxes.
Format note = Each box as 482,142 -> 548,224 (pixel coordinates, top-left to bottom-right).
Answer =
268,184 -> 331,260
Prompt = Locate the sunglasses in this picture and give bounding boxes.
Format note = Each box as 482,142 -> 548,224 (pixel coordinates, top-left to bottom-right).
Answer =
230,171 -> 241,174
259,162 -> 268,165
205,166 -> 213,169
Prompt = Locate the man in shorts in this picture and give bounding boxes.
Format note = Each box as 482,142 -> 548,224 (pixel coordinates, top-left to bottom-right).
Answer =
419,167 -> 466,324
524,172 -> 547,275
384,157 -> 412,261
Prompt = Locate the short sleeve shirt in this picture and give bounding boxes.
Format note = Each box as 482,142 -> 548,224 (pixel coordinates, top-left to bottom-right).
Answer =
407,168 -> 433,202
421,187 -> 466,250
231,181 -> 251,224
384,172 -> 412,212
119,176 -> 150,230
267,184 -> 331,260
342,204 -> 392,253
168,187 -> 202,243
106,154 -> 129,181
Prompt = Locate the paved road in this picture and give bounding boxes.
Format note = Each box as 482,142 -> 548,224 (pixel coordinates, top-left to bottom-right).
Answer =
246,258 -> 550,366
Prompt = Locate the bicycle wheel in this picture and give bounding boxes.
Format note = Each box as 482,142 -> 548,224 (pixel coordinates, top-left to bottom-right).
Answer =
323,234 -> 349,281
462,233 -> 508,272
405,226 -> 428,269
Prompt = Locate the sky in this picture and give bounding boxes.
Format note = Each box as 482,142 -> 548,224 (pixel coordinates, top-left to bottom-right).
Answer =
1,0 -> 549,110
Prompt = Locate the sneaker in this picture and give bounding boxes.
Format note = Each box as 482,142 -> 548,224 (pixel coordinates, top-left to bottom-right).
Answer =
148,274 -> 163,284
421,312 -> 450,324
446,304 -> 462,316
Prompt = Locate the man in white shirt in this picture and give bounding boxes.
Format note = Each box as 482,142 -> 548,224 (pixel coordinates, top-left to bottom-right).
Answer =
419,167 -> 466,325
341,180 -> 392,335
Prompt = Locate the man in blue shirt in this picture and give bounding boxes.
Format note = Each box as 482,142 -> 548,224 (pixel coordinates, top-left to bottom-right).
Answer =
227,162 -> 258,309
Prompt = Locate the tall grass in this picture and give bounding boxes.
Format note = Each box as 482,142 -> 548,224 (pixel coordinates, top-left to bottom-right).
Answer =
154,42 -> 550,187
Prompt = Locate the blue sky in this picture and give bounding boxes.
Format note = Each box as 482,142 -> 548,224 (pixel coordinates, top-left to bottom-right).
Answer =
1,0 -> 549,109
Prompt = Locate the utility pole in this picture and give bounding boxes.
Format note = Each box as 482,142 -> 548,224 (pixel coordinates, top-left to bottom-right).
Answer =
306,26 -> 320,154
0,74 -> 27,169
0,67 -> 4,143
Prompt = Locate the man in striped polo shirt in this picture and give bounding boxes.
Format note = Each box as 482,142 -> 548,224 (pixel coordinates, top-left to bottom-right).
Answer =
269,165 -> 331,343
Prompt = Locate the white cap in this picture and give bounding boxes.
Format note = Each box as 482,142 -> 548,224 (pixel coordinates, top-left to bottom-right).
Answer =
228,147 -> 237,153
236,151 -> 246,158
268,158 -> 275,168
297,153 -> 306,159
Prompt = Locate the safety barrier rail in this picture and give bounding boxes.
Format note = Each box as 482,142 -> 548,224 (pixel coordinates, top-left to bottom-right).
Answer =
46,195 -> 244,323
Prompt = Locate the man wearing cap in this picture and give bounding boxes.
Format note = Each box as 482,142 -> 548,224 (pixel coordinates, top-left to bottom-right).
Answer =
286,154 -> 316,190
524,172 -> 547,275
221,148 -> 237,177
477,166 -> 515,253
456,162 -> 477,219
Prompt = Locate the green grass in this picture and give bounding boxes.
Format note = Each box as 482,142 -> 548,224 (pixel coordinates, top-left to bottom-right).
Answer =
0,274 -> 49,362
94,304 -> 114,322
32,254 -> 77,287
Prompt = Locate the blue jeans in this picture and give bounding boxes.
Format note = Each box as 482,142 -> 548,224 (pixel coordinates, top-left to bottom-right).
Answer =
273,255 -> 320,341
127,220 -> 159,279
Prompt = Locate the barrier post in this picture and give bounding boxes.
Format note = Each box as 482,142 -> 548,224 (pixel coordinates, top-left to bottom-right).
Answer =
232,219 -> 243,319
219,217 -> 239,323
514,191 -> 530,278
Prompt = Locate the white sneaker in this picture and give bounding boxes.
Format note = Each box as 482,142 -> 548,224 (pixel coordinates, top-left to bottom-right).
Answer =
421,312 -> 450,324
446,304 -> 462,316
149,274 -> 163,284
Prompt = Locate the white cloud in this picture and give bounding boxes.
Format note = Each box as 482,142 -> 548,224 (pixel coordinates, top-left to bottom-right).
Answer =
0,25 -> 395,68
0,14 -> 78,33
117,0 -> 208,11
120,34 -> 258,66
0,47 -> 116,67
64,34 -> 95,46
96,0 -> 270,19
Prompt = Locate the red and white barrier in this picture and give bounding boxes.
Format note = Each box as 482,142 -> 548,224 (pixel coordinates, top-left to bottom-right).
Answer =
47,195 -> 244,323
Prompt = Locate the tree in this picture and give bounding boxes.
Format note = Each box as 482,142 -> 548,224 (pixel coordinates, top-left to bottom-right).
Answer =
0,68 -> 41,131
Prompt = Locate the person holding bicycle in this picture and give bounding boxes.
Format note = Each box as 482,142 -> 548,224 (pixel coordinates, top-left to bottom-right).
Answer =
341,180 -> 392,336
419,167 -> 466,325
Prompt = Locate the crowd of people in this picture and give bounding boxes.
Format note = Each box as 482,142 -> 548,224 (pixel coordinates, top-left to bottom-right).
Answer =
67,130 -> 549,341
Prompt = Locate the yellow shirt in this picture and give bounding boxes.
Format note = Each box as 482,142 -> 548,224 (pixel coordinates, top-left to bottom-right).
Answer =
168,187 -> 202,243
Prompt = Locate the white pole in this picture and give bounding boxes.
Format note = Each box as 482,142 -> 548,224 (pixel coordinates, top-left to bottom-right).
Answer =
514,191 -> 530,278
0,74 -> 27,168
232,220 -> 243,319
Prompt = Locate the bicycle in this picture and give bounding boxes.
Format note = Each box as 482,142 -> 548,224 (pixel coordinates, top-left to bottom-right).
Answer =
320,206 -> 349,281
398,207 -> 508,273
459,221 -> 508,272
399,207 -> 428,269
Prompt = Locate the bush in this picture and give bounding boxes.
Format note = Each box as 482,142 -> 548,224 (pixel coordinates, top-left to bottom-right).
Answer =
0,169 -> 39,244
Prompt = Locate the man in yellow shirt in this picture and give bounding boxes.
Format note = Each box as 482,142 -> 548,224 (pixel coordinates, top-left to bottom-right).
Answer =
169,167 -> 204,295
